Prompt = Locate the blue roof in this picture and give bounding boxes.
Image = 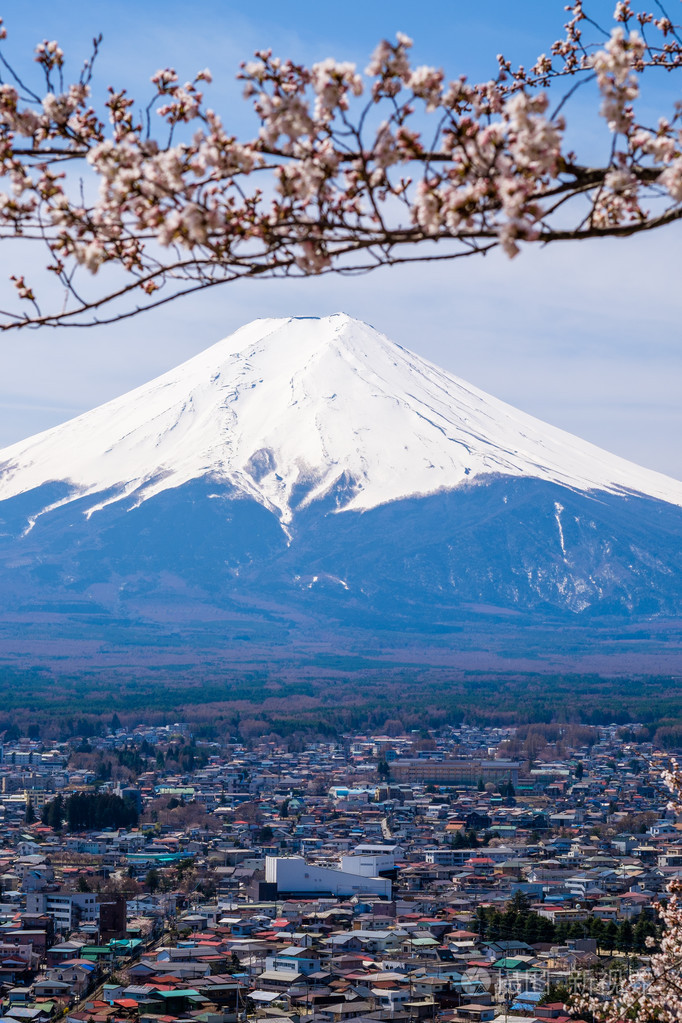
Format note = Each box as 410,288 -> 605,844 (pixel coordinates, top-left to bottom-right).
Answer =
511,991 -> 543,1008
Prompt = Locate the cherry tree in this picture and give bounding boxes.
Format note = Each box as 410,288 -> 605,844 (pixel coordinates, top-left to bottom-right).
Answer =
0,0 -> 681,329
582,761 -> 682,1023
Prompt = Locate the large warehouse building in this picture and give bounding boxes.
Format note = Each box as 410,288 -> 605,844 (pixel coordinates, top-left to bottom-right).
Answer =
263,856 -> 392,898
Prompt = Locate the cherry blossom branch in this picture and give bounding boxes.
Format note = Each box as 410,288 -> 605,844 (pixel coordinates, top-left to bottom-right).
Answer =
0,2 -> 681,328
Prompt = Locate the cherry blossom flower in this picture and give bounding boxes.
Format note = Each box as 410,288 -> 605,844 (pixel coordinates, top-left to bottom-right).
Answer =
0,2 -> 679,329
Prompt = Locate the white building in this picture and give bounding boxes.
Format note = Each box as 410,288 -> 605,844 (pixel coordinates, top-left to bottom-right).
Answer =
340,853 -> 395,877
265,856 -> 391,898
26,891 -> 99,932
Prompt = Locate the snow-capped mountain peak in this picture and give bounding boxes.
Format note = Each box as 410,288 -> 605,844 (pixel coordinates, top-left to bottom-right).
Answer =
1,311 -> 681,526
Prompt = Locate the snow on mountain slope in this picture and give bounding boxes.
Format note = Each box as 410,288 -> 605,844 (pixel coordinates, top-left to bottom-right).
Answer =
0,312 -> 681,526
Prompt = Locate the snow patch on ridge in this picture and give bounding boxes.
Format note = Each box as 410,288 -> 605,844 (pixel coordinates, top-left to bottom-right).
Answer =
554,501 -> 567,559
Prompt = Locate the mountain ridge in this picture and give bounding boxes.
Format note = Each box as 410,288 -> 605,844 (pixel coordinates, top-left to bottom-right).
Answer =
1,313 -> 681,532
0,313 -> 681,673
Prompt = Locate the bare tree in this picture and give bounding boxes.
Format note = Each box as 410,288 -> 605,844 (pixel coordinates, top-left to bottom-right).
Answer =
0,1 -> 680,330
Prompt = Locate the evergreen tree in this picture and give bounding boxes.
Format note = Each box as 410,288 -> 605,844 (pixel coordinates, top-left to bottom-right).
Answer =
509,891 -> 531,914
146,868 -> 160,893
42,791 -> 138,832
617,919 -> 634,952
523,913 -> 539,944
49,794 -> 64,831
590,917 -> 605,952
602,920 -> 619,954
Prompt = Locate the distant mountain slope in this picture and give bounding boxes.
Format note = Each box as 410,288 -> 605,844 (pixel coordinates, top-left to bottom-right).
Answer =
0,313 -> 681,671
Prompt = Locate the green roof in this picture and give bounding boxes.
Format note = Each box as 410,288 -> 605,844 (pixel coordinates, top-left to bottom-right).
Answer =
493,958 -> 538,970
157,990 -> 201,999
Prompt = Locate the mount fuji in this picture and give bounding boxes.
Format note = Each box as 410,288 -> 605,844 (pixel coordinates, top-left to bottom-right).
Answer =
1,312 -> 682,673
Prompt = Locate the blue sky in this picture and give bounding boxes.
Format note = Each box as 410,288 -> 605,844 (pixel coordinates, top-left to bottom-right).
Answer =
0,1 -> 680,479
